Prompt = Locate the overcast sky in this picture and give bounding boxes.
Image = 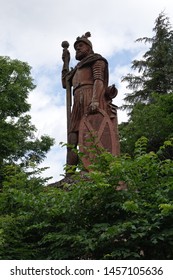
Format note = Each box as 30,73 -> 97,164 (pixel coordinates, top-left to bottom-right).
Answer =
1,0 -> 173,182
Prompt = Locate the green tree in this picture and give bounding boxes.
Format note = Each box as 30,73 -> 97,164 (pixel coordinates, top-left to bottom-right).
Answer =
122,12 -> 173,108
120,93 -> 173,155
0,139 -> 173,260
119,12 -> 173,155
0,56 -> 54,186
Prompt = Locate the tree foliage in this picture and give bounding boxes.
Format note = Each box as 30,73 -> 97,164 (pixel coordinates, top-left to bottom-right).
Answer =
120,93 -> 173,155
122,12 -> 173,107
0,56 -> 54,187
119,12 -> 173,155
0,138 -> 173,260
0,54 -> 56,257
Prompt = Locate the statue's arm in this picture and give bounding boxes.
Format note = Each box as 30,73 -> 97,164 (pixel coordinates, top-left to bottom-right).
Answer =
89,60 -> 106,112
92,60 -> 106,101
92,79 -> 105,103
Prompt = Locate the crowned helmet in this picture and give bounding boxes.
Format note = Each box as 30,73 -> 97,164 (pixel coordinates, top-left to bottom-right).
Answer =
74,32 -> 93,49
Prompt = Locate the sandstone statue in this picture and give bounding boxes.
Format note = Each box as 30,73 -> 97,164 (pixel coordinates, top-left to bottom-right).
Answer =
61,32 -> 120,171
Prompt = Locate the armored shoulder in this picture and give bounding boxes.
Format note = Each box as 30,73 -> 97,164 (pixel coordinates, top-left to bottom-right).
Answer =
92,59 -> 107,81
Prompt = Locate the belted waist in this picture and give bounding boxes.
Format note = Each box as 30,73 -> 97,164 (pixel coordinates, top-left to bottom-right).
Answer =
73,82 -> 93,91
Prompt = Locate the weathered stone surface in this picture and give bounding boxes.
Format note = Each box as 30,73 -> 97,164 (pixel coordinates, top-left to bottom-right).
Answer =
61,32 -> 120,172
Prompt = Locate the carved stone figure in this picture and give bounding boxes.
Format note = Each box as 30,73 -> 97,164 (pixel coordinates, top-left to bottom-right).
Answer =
61,32 -> 120,170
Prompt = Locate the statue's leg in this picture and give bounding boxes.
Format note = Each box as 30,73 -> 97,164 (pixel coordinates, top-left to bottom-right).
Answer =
66,132 -> 78,168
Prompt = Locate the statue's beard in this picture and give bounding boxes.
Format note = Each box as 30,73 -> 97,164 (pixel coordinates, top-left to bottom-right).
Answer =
75,50 -> 89,61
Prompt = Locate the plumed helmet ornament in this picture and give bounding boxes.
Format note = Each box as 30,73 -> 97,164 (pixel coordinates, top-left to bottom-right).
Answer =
74,32 -> 92,49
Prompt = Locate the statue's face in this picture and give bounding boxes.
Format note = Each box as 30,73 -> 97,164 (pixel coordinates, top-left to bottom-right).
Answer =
75,42 -> 91,61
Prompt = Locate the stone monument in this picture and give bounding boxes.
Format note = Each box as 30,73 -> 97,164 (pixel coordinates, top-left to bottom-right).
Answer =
61,32 -> 120,171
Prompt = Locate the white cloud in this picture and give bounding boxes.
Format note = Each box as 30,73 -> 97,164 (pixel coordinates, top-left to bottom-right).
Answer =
1,0 -> 173,182
1,0 -> 172,66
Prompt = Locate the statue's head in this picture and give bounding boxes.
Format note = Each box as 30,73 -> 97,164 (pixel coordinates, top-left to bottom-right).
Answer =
74,32 -> 94,61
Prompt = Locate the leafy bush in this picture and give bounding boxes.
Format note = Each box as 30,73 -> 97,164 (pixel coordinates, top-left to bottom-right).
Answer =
0,137 -> 173,259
